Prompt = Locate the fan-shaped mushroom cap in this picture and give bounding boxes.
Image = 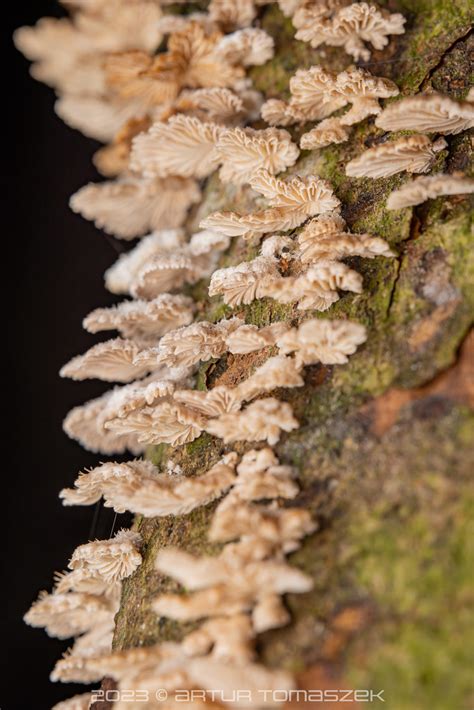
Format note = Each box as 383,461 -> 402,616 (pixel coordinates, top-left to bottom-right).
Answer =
261,261 -> 363,311
346,135 -> 447,178
376,92 -> 474,135
59,459 -> 157,508
205,397 -> 298,445
293,1 -> 405,60
175,87 -> 245,124
210,500 -> 316,551
277,319 -> 367,366
24,590 -> 112,639
104,229 -> 185,295
387,173 -> 474,209
217,126 -> 299,184
216,28 -> 274,66
209,0 -> 257,30
182,614 -> 256,662
130,115 -> 223,179
68,530 -> 142,584
202,171 -> 340,240
225,322 -> 290,354
60,338 -> 152,383
209,256 -> 280,306
83,294 -> 195,343
100,453 -> 238,516
136,317 -> 244,369
105,401 -> 206,447
300,117 -> 350,149
297,213 -> 395,261
69,176 -> 200,239
235,355 -> 304,401
63,389 -> 143,455
174,386 -> 242,417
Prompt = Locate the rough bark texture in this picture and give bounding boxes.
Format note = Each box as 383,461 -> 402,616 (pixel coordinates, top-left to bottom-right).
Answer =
112,2 -> 473,707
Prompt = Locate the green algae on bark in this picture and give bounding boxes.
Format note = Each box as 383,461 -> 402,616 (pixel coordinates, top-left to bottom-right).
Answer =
114,2 -> 474,705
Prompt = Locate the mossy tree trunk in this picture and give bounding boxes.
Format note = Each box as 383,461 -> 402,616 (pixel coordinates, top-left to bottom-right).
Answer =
111,2 -> 473,707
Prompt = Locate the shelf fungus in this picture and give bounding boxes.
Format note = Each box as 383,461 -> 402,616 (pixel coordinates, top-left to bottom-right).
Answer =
24,590 -> 113,640
174,86 -> 247,124
135,317 -> 243,370
59,459 -> 157,508
13,2 -> 163,93
346,135 -> 447,179
104,230 -> 228,300
216,27 -> 274,66
68,530 -> 142,584
208,0 -> 257,30
216,126 -> 299,184
261,261 -> 364,311
292,1 -> 406,60
62,374 -> 184,456
263,65 -> 399,149
207,236 -> 290,307
103,229 -> 185,295
387,173 -> 474,210
300,117 -> 351,149
182,613 -> 256,662
153,546 -> 313,622
375,92 -> 474,135
92,116 -> 151,178
201,169 -> 340,239
231,447 -> 299,502
130,115 -> 223,179
297,213 -> 395,261
105,400 -> 206,446
174,386 -> 242,417
225,322 -> 290,354
60,338 -> 152,383
83,294 -> 195,343
205,397 -> 299,445
210,500 -> 316,554
235,355 -> 304,401
69,176 -> 201,239
97,454 -> 238,517
277,318 -> 367,366
63,389 -> 145,456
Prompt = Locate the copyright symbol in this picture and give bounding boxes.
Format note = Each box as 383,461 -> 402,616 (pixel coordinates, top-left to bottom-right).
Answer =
155,689 -> 168,701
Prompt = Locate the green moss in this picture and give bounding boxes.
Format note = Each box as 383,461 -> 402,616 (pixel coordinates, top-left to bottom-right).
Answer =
346,496 -> 474,710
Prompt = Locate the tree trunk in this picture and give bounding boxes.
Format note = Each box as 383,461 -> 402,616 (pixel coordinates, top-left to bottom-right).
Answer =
111,2 -> 473,707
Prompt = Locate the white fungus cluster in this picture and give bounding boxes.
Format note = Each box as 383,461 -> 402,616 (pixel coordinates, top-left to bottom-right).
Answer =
16,0 -> 473,707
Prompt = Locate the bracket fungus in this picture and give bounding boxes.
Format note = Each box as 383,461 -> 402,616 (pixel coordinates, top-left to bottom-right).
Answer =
375,92 -> 474,135
201,169 -> 340,239
292,1 -> 406,60
69,175 -> 201,239
205,397 -> 299,445
346,135 -> 447,179
83,294 -> 195,343
262,66 -> 399,131
387,173 -> 474,210
68,530 -> 142,584
60,338 -> 152,383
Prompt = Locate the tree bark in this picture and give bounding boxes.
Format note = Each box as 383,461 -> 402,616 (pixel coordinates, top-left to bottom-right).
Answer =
111,2 -> 473,707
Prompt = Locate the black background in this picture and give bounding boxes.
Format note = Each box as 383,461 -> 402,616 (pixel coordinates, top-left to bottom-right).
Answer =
5,3 -> 130,707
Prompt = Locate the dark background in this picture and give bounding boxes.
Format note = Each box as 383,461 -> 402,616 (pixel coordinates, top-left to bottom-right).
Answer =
5,3 -> 130,707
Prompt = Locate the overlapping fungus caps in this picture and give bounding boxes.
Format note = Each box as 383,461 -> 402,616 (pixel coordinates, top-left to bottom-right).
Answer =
19,0 -> 473,705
